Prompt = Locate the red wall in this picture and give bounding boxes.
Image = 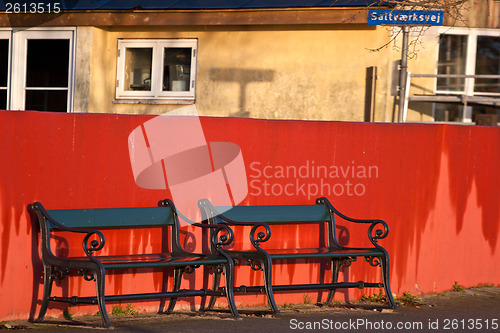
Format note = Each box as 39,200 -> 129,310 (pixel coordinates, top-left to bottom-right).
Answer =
0,110 -> 499,320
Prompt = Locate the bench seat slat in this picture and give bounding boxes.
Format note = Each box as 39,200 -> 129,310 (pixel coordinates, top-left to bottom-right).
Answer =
47,207 -> 175,229
264,247 -> 383,259
214,205 -> 330,223
228,248 -> 383,260
61,253 -> 226,269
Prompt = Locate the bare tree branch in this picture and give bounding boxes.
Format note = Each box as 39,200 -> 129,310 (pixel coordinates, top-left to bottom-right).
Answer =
339,0 -> 472,52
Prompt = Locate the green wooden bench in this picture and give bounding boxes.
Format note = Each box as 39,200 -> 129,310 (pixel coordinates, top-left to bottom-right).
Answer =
198,197 -> 397,313
31,199 -> 239,328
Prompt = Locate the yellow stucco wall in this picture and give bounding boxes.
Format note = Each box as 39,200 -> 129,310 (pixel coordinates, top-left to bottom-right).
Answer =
84,25 -> 401,121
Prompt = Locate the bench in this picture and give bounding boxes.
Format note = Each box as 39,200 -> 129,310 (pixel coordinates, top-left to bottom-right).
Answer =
198,197 -> 397,313
31,199 -> 239,328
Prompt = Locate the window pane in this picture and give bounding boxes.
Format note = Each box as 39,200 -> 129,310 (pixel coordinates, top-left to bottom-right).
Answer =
0,89 -> 6,109
0,39 -> 9,87
25,90 -> 67,112
472,105 -> 500,125
437,35 -> 467,91
434,103 -> 463,122
474,36 -> 500,94
163,48 -> 191,92
26,39 -> 69,88
124,48 -> 152,91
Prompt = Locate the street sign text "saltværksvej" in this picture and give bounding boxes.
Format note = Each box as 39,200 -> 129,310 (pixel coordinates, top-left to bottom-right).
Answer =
368,9 -> 444,26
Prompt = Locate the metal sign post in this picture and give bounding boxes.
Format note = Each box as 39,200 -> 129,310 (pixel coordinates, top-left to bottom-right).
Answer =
368,9 -> 444,122
398,26 -> 409,123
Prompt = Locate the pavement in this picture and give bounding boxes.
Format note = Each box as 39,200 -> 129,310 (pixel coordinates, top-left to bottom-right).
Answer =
2,287 -> 500,333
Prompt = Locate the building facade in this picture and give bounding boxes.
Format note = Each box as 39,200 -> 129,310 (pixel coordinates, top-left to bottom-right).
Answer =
398,0 -> 500,124
0,0 -> 498,123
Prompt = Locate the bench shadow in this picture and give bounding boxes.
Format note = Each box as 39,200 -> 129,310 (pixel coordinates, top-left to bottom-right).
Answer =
28,205 -> 68,322
28,204 -> 43,322
30,319 -> 102,329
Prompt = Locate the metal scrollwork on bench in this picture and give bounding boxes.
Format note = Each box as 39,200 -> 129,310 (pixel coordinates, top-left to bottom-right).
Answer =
246,259 -> 263,271
78,269 -> 95,281
183,265 -> 200,274
53,267 -> 72,281
250,224 -> 271,248
368,220 -> 389,245
341,257 -> 357,268
213,226 -> 234,249
364,256 -> 381,267
83,231 -> 105,256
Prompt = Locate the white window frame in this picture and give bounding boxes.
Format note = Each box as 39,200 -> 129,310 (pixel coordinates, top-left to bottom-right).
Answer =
10,27 -> 76,112
433,27 -> 500,122
0,29 -> 12,109
116,39 -> 197,102
435,27 -> 500,97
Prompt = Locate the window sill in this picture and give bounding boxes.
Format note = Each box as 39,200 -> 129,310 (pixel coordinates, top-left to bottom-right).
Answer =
113,99 -> 195,105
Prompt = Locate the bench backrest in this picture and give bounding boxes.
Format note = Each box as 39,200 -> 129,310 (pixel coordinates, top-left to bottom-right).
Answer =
211,205 -> 331,224
46,207 -> 176,230
206,203 -> 339,249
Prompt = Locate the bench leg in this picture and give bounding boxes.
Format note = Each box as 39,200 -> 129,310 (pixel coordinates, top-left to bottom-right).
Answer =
260,258 -> 280,314
221,261 -> 241,318
326,259 -> 341,304
165,268 -> 184,314
94,268 -> 112,328
205,266 -> 222,311
380,252 -> 397,309
35,265 -> 54,322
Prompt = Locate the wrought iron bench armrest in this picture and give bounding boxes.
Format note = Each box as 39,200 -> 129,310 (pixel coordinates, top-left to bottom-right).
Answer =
32,202 -> 106,261
158,199 -> 235,250
316,197 -> 389,247
198,199 -> 271,250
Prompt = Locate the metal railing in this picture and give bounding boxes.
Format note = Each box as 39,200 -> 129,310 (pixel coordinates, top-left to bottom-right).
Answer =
402,73 -> 500,122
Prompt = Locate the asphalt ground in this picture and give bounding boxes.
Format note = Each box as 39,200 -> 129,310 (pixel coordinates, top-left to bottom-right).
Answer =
2,287 -> 499,333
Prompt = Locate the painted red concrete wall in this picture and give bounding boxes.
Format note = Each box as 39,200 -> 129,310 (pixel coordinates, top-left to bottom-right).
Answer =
0,110 -> 499,320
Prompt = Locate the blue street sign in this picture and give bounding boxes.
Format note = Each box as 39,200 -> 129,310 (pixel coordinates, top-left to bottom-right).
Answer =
368,9 -> 444,26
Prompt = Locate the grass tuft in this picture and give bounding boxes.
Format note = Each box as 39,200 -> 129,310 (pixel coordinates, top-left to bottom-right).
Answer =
359,289 -> 387,304
63,308 -> 74,321
111,304 -> 140,316
397,292 -> 422,307
303,294 -> 313,305
452,281 -> 465,292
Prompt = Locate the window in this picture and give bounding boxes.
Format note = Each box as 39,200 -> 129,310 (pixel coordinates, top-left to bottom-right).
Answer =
434,29 -> 499,123
475,35 -> 500,94
437,34 -> 467,92
0,28 -> 75,112
116,40 -> 197,101
0,31 -> 10,109
24,38 -> 70,112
